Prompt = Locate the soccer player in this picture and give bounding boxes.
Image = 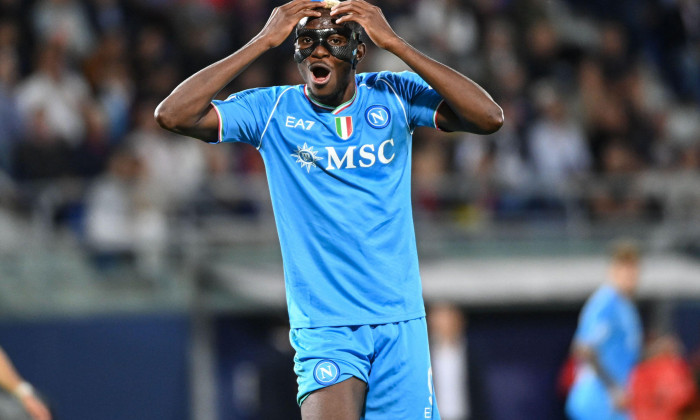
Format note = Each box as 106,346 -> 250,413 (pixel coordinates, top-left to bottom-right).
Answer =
565,242 -> 643,420
155,0 -> 503,418
0,346 -> 52,420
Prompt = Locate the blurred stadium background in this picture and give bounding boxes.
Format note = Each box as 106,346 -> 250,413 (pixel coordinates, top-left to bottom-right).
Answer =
0,0 -> 699,419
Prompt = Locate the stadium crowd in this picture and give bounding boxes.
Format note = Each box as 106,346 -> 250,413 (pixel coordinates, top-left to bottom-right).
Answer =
0,0 -> 698,254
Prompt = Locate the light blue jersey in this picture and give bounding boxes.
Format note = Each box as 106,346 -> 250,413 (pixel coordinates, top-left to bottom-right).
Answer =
212,71 -> 443,328
566,285 -> 642,420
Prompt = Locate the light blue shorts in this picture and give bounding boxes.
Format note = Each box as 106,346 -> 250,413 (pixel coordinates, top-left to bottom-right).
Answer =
290,316 -> 441,419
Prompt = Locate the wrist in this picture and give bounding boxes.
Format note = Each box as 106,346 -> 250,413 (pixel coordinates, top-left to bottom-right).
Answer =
383,35 -> 408,54
254,31 -> 282,51
12,381 -> 34,399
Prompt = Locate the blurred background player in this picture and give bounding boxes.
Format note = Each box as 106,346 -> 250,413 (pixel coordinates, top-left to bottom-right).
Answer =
565,241 -> 643,420
0,347 -> 51,420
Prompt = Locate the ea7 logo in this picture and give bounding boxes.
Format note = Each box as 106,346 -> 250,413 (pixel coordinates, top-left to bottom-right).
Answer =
285,116 -> 315,130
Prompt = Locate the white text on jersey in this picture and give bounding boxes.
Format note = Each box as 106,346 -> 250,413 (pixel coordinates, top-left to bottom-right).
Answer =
325,139 -> 395,170
286,116 -> 315,130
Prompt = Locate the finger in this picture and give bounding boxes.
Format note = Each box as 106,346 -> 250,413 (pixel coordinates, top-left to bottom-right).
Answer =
296,8 -> 323,18
334,12 -> 369,25
285,0 -> 324,14
330,0 -> 372,14
331,7 -> 372,23
334,14 -> 360,25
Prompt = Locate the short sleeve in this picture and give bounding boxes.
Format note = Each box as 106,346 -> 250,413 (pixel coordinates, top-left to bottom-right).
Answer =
210,87 -> 277,148
381,71 -> 444,131
575,295 -> 612,349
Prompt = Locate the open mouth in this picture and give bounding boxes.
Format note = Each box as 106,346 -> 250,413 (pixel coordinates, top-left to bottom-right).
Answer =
310,64 -> 332,85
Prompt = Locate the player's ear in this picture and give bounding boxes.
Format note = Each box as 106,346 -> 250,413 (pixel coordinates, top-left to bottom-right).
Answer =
354,43 -> 366,66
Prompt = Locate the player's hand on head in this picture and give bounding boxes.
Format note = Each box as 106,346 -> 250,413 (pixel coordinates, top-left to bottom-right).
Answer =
330,0 -> 399,50
259,0 -> 322,49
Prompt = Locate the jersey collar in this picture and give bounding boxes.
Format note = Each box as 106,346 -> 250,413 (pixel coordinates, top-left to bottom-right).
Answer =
303,82 -> 357,115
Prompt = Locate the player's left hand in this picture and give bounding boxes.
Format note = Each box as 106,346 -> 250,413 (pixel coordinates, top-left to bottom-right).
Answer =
330,0 -> 401,50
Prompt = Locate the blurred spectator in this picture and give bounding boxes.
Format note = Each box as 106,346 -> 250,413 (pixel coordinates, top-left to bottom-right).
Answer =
16,42 -> 92,146
455,60 -> 533,218
127,100 -> 207,209
84,146 -> 141,267
410,0 -> 480,71
83,30 -> 134,143
85,0 -> 126,35
0,47 -> 23,173
524,20 -> 566,83
482,19 -> 521,97
586,141 -> 648,221
576,58 -> 627,172
629,334 -> 698,420
429,303 -> 471,420
413,129 -> 451,215
528,82 -> 590,193
71,106 -> 111,178
132,24 -> 181,100
11,107 -> 72,182
597,23 -> 631,85
84,146 -> 167,279
566,241 -> 643,420
615,65 -> 661,166
170,0 -> 230,76
31,0 -> 95,59
662,145 -> 700,222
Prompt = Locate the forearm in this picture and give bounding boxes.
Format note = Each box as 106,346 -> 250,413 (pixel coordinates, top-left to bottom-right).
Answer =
0,348 -> 23,392
155,36 -> 271,134
575,345 -> 618,389
589,355 -> 618,389
385,38 -> 503,133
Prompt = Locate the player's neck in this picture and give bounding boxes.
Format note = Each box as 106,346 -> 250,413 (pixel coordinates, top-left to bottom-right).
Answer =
308,78 -> 356,109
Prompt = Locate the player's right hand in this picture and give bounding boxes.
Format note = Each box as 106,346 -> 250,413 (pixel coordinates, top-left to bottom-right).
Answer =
258,0 -> 322,49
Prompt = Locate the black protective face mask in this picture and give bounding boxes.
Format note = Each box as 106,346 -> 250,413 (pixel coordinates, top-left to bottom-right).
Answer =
294,27 -> 361,68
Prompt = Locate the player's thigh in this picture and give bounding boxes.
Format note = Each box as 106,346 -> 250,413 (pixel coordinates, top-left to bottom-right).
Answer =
365,317 -> 440,419
301,376 -> 367,420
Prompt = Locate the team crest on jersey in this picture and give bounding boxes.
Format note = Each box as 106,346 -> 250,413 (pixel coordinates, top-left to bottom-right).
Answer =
291,143 -> 323,172
365,105 -> 390,129
334,116 -> 353,140
314,359 -> 340,386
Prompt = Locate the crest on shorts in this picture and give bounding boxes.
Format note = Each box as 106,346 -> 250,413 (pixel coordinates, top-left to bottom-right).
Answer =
314,359 -> 340,385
